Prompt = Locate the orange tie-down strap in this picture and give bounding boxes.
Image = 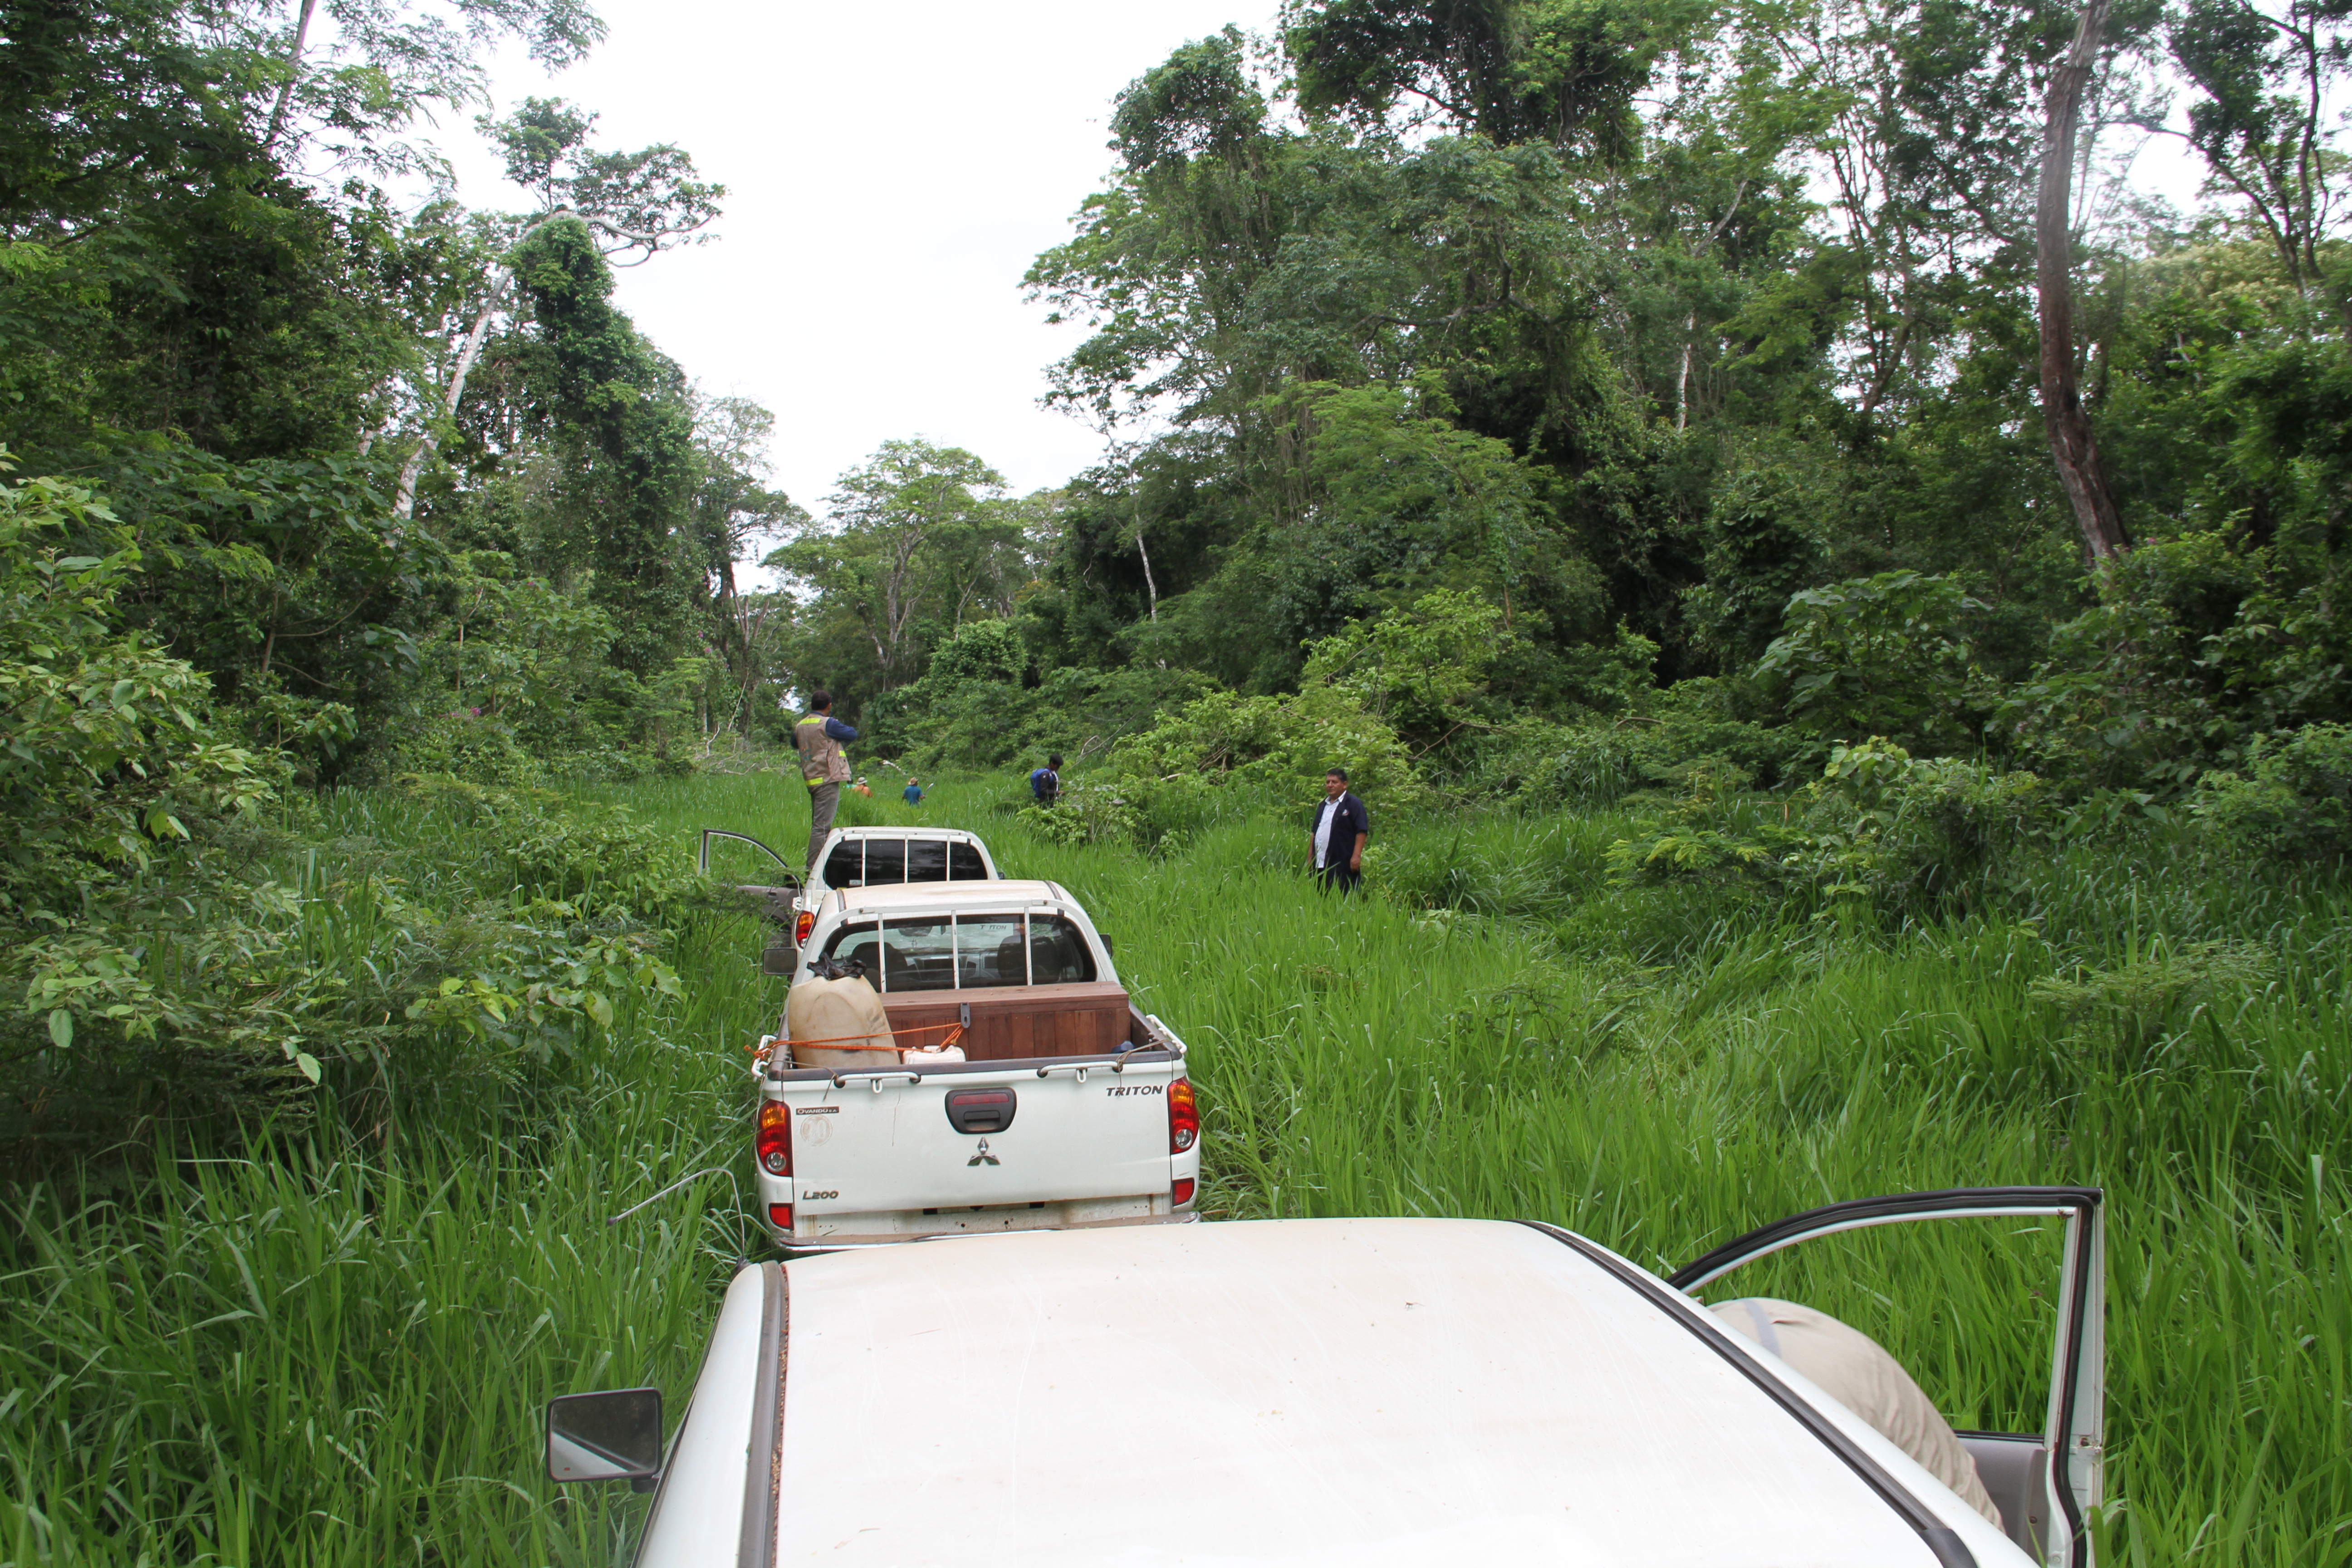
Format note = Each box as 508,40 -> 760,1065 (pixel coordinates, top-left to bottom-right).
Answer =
749,1020 -> 965,1068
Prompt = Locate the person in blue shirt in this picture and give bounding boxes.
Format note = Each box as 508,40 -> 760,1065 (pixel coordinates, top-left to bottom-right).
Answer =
902,777 -> 924,805
1029,754 -> 1063,807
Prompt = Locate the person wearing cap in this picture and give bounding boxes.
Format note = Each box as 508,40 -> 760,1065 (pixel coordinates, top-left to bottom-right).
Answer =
793,691 -> 858,872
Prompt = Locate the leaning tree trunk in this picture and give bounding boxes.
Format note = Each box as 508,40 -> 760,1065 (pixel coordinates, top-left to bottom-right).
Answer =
261,0 -> 319,151
1133,499 -> 1159,621
391,211 -> 582,524
392,274 -> 510,523
2037,0 -> 2132,565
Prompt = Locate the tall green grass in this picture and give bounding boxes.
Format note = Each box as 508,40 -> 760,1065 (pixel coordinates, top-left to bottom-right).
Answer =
7,766 -> 2348,1562
670,770 -> 2352,1563
2,788 -> 784,1565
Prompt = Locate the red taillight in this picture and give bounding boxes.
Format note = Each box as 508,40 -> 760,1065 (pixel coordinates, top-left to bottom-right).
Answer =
756,1101 -> 793,1177
769,1202 -> 794,1231
1168,1077 -> 1198,1154
1173,1178 -> 1196,1207
794,910 -> 814,946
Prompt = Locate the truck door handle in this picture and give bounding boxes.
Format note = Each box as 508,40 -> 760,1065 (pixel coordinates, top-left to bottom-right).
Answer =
829,1069 -> 922,1091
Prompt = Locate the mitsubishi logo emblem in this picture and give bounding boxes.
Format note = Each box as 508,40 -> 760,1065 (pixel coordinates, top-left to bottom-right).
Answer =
967,1138 -> 1001,1167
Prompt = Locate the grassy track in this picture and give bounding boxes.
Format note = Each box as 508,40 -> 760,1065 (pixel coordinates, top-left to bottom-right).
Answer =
6,768 -> 2349,1563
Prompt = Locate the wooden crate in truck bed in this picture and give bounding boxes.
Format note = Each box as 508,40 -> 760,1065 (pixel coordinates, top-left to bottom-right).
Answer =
880,982 -> 1134,1061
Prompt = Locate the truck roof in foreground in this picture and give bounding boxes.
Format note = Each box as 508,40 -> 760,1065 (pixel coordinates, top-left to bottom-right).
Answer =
646,1218 -> 2030,1567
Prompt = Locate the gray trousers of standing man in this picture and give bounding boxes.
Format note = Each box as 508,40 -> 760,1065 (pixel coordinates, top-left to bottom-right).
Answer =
805,782 -> 840,874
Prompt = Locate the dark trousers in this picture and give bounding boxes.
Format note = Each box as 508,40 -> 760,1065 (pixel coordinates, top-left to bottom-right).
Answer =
1318,861 -> 1361,895
805,781 -> 840,873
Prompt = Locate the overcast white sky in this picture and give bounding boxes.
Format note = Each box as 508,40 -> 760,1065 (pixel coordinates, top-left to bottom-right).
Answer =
440,0 -> 1283,530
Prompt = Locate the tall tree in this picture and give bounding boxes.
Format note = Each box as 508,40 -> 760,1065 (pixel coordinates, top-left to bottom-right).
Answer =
1284,0 -> 1705,156
510,215 -> 698,674
688,395 -> 805,732
773,441 -> 1010,697
2162,0 -> 2352,315
2037,0 -> 2132,564
391,97 -> 721,519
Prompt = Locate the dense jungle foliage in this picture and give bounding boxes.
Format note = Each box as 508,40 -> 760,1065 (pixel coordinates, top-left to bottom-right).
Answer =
5,0 -> 2352,1559
15,0 -> 2348,1130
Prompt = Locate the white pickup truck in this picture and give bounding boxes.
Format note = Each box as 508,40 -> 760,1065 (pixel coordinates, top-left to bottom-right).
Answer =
753,877 -> 1199,1250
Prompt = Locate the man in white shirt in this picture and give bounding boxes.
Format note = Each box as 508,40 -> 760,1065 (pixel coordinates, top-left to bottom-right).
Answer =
1310,768 -> 1370,894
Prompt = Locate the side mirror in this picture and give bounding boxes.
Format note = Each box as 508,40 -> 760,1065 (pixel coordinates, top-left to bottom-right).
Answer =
1101,936 -> 1115,958
547,1388 -> 663,1484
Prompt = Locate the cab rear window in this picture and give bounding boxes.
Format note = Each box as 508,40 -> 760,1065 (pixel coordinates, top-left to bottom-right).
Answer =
820,913 -> 1094,990
820,836 -> 989,888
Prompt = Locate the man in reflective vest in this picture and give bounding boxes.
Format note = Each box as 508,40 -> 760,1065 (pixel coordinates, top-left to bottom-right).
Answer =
794,690 -> 857,873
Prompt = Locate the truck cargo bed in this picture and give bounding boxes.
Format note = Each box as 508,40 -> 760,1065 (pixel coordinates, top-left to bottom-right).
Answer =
875,981 -> 1133,1061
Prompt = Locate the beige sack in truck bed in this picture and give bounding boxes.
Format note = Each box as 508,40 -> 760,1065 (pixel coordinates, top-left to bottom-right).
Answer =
784,976 -> 899,1070
783,975 -> 965,1068
1708,1297 -> 2004,1529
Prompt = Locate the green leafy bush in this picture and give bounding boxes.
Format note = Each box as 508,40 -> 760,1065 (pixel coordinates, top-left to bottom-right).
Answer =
2029,940 -> 2274,1062
1018,782 -> 1152,848
1498,677 -> 1808,805
1604,760 -> 1791,887
1754,571 -> 1982,749
867,623 -> 1220,771
0,468 -> 708,1152
1990,534 -> 2348,793
398,710 -> 545,785
0,470 -> 280,915
2190,723 -> 2352,859
1,467 -> 291,1097
1300,588 -> 1505,744
396,777 -> 713,923
1996,591 -> 2223,792
1788,740 -> 2050,912
1108,680 -> 1422,809
1601,740 -> 2049,920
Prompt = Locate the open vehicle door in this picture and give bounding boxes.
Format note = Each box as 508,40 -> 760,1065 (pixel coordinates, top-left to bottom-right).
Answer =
1669,1187 -> 2105,1568
696,829 -> 801,927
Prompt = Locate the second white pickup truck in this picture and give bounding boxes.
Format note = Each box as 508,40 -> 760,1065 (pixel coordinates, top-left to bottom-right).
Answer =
753,878 -> 1200,1250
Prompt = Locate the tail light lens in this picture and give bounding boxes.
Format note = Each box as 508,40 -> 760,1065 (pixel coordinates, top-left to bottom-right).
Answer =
1168,1077 -> 1198,1154
794,910 -> 814,946
1173,1178 -> 1196,1208
769,1202 -> 794,1231
756,1101 -> 793,1177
